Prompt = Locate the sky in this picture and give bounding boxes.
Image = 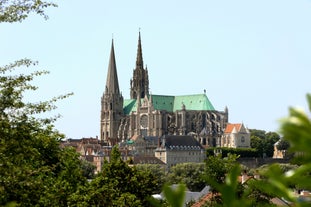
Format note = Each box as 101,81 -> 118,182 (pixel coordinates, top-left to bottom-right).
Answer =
1,0 -> 311,139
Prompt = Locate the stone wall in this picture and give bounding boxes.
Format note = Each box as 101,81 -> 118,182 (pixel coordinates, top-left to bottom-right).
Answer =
237,157 -> 291,168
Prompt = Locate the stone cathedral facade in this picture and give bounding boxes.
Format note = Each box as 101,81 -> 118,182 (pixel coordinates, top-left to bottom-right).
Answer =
100,33 -> 229,147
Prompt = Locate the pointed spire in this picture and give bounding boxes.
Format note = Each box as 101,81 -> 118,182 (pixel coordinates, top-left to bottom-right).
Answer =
105,39 -> 120,94
130,31 -> 149,99
136,31 -> 144,68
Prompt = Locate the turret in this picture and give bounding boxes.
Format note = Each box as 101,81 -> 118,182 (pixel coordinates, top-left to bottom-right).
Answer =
130,32 -> 150,99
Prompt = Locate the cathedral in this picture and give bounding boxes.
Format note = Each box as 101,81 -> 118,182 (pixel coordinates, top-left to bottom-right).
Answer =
100,33 -> 229,147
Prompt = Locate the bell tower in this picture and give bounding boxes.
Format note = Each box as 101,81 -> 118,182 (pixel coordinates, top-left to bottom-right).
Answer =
130,32 -> 149,99
100,39 -> 124,145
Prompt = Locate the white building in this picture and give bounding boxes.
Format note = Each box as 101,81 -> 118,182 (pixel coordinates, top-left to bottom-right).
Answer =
155,135 -> 205,168
221,123 -> 250,148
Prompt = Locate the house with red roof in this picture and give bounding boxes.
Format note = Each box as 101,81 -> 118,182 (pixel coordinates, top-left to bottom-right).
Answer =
221,123 -> 250,148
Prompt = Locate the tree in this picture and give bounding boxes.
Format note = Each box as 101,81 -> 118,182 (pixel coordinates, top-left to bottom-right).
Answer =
0,0 -> 57,23
0,59 -> 87,206
0,3 -> 88,205
135,164 -> 166,194
250,129 -> 281,157
204,154 -> 238,192
80,159 -> 96,179
249,129 -> 266,139
264,132 -> 280,157
166,163 -> 205,192
39,147 -> 87,206
250,135 -> 264,156
69,146 -> 158,206
276,139 -> 290,151
200,94 -> 311,206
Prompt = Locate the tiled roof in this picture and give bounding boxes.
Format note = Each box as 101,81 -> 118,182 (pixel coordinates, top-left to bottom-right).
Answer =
162,135 -> 204,150
191,192 -> 217,207
123,94 -> 215,115
224,123 -> 242,133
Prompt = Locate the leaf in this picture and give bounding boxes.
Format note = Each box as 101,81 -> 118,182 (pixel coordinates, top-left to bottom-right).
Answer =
161,184 -> 186,207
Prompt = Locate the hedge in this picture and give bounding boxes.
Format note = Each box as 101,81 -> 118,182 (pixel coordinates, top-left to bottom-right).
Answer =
206,147 -> 259,158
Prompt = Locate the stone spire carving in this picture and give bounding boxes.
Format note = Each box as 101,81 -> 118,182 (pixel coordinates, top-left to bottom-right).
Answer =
136,31 -> 143,68
130,32 -> 149,99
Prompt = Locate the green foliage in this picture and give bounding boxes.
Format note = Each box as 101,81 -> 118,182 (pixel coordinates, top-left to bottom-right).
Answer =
276,139 -> 290,151
0,3 -> 90,206
80,159 -> 96,179
250,130 -> 280,157
204,154 -> 239,193
163,184 -> 186,207
0,59 -> 85,206
204,94 -> 311,206
280,95 -> 311,163
69,146 -> 158,206
110,144 -> 122,163
39,147 -> 87,206
150,184 -> 186,207
250,129 -> 267,139
0,0 -> 57,23
214,165 -> 242,207
205,155 -> 227,188
136,164 -> 166,193
240,178 -> 274,206
206,147 -> 258,158
166,163 -> 205,192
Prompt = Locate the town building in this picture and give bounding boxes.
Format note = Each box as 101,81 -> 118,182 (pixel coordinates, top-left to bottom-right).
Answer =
220,123 -> 251,148
155,135 -> 205,168
60,137 -> 132,173
126,135 -> 159,157
100,32 -> 228,147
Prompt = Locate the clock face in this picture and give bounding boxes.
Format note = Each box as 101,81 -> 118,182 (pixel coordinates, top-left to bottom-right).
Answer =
140,115 -> 148,128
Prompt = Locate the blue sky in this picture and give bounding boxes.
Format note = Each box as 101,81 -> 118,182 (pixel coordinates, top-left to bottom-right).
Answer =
1,0 -> 311,138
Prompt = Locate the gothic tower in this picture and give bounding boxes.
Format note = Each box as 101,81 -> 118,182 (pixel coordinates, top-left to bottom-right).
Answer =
100,40 -> 124,145
130,32 -> 149,99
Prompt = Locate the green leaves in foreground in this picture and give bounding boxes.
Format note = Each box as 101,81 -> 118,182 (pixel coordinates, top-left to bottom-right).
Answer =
279,93 -> 311,164
0,59 -> 79,206
150,184 -> 186,207
215,93 -> 311,207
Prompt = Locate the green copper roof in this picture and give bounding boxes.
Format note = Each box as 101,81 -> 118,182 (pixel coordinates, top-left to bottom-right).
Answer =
151,95 -> 175,111
123,99 -> 137,115
174,94 -> 215,111
123,94 -> 215,115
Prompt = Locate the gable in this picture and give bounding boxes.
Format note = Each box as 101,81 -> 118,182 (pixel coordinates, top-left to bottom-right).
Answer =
239,124 -> 249,133
224,123 -> 242,133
